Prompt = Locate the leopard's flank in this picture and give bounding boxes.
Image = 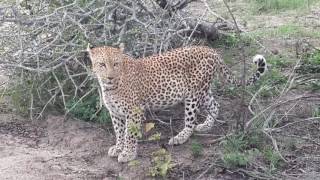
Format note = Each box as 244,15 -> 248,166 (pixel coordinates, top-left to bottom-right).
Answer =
87,45 -> 267,162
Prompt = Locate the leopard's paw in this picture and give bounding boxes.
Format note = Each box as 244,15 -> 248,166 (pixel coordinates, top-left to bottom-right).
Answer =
108,145 -> 122,157
168,135 -> 188,145
118,150 -> 137,162
195,124 -> 211,132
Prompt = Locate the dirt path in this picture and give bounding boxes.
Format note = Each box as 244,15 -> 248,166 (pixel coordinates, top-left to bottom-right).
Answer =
0,114 -> 213,180
0,115 -> 125,180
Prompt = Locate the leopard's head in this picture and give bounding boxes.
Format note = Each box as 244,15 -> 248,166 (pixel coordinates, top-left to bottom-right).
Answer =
87,45 -> 125,91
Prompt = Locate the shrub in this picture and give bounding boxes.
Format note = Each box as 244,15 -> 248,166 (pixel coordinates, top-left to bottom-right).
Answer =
263,146 -> 282,172
221,132 -> 280,170
66,93 -> 111,123
298,51 -> 320,74
149,148 -> 173,177
222,134 -> 252,168
0,0 -> 220,121
191,140 -> 204,157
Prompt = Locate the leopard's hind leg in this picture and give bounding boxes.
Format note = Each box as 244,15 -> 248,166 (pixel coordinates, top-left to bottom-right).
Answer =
195,89 -> 220,132
168,95 -> 200,145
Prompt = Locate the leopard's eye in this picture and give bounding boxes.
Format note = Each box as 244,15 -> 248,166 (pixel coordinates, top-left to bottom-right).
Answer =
113,62 -> 119,67
98,63 -> 106,68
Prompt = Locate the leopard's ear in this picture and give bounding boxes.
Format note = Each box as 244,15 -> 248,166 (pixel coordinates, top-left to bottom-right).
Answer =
119,43 -> 125,52
87,43 -> 93,53
86,43 -> 94,64
86,43 -> 90,52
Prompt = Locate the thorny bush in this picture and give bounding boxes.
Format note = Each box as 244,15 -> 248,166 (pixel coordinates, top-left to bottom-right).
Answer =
0,0 -> 222,120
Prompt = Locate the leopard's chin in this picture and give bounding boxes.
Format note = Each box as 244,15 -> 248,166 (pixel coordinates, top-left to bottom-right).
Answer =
104,84 -> 117,91
101,79 -> 118,91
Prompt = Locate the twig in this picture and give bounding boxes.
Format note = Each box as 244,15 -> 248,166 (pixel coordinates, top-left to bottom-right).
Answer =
52,71 -> 66,110
194,133 -> 223,137
245,94 -> 320,128
64,87 -> 96,116
283,134 -> 320,147
271,117 -> 320,131
201,0 -> 244,32
238,168 -> 279,180
196,163 -> 222,180
169,117 -> 174,151
206,135 -> 228,144
146,105 -> 170,125
201,0 -> 273,55
29,79 -> 34,121
263,130 -> 288,163
1,55 -> 74,73
279,56 -> 302,97
247,85 -> 268,116
222,0 -> 247,131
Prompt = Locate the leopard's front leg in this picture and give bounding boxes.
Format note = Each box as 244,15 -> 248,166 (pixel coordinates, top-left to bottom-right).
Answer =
108,114 -> 125,157
118,108 -> 143,162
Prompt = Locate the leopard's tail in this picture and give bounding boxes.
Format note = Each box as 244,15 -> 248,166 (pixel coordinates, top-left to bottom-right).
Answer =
218,54 -> 267,86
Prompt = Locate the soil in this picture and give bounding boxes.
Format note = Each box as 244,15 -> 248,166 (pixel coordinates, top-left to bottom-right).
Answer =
0,115 -> 117,179
0,113 -> 225,180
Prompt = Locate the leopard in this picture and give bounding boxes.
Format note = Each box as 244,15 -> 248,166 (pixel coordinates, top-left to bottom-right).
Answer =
87,45 -> 267,162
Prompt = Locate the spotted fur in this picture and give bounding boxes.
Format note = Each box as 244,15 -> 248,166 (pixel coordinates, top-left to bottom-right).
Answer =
87,46 -> 267,162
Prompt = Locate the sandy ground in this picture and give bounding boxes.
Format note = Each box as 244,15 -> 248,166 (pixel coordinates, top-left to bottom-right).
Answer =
0,113 -> 245,180
0,115 -> 124,180
0,114 -> 217,180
